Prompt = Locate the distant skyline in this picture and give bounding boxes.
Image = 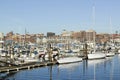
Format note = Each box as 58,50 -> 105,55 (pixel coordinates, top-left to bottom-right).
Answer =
0,0 -> 120,35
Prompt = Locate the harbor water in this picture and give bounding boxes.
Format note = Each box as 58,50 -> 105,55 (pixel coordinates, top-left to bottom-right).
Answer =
1,54 -> 120,80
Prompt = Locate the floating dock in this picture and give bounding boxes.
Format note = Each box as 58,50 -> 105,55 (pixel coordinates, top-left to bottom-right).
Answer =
0,61 -> 57,73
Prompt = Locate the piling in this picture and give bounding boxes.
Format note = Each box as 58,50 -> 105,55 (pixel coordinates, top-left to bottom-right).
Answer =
83,43 -> 88,60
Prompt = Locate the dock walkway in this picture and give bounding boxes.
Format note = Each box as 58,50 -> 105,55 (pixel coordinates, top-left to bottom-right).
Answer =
0,61 -> 57,73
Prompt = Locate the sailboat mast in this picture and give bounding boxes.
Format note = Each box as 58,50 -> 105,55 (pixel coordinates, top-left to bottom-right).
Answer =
24,28 -> 27,46
92,6 -> 96,51
110,16 -> 113,43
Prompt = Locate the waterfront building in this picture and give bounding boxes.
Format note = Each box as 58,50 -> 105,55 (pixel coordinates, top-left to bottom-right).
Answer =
72,31 -> 86,42
47,32 -> 55,37
86,30 -> 96,42
3,30 -> 119,47
96,33 -> 110,44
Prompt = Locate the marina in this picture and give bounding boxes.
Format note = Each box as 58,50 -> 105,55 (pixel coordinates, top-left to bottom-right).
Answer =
0,54 -> 120,80
0,35 -> 120,75
0,1 -> 120,79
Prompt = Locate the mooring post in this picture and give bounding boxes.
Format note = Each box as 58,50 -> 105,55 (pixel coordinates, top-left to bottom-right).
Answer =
47,43 -> 52,62
84,43 -> 88,59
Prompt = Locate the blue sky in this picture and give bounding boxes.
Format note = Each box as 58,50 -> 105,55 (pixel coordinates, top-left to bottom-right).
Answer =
0,0 -> 120,35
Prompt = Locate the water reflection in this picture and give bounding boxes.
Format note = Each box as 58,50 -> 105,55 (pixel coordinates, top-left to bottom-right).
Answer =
58,62 -> 80,70
1,55 -> 120,80
83,55 -> 118,80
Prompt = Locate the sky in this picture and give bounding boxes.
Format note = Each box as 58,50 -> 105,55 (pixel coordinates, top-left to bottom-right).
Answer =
0,0 -> 120,35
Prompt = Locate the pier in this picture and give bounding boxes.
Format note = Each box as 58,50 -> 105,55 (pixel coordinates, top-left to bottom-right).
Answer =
0,61 -> 57,73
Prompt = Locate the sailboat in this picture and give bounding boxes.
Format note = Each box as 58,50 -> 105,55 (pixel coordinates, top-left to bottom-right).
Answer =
105,17 -> 115,57
87,6 -> 106,60
88,52 -> 106,60
57,56 -> 82,64
64,40 -> 72,53
57,38 -> 82,64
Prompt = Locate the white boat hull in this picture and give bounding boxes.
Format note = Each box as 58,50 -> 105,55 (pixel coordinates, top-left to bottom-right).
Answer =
72,49 -> 79,53
64,49 -> 71,53
106,52 -> 115,57
57,57 -> 82,64
18,57 -> 39,64
118,49 -> 120,54
88,52 -> 106,60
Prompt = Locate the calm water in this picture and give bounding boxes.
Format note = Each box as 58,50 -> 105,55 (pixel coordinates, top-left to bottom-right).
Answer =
1,54 -> 120,80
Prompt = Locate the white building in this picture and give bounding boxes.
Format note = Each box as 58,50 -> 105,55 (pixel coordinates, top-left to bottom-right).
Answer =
0,32 -> 4,40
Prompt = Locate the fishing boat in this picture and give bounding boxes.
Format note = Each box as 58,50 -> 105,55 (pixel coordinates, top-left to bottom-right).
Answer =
57,57 -> 82,64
